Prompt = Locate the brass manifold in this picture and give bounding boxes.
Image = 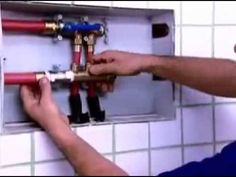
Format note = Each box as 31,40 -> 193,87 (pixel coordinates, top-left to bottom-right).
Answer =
35,70 -> 116,83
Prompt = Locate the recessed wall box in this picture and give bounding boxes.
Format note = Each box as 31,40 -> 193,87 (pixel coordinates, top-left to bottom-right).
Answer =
0,1 -> 176,134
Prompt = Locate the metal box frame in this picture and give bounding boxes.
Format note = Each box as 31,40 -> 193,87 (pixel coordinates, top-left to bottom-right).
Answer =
0,1 -> 176,134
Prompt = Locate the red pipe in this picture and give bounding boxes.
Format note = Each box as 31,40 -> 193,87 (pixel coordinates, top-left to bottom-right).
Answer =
2,19 -> 46,33
87,50 -> 96,97
70,81 -> 80,96
70,46 -> 82,96
4,72 -> 37,85
73,49 -> 81,65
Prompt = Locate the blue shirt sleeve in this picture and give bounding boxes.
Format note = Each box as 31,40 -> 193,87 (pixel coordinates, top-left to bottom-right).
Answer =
158,142 -> 236,176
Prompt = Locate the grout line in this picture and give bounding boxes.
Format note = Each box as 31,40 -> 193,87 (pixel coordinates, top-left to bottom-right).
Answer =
179,0 -> 185,166
179,102 -> 213,108
180,101 -> 236,108
111,1 -> 114,8
180,103 -> 185,166
112,124 -> 116,163
30,133 -> 35,176
74,128 -> 78,176
0,158 -> 67,169
1,162 -> 33,169
146,1 -> 149,9
176,24 -> 236,27
212,1 -> 217,155
103,152 -> 114,156
113,149 -> 150,156
148,122 -> 152,176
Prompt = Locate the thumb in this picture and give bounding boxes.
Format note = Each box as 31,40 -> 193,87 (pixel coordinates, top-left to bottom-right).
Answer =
39,77 -> 52,99
89,63 -> 117,75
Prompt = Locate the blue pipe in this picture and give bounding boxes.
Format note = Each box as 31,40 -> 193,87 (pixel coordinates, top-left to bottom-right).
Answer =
62,22 -> 102,33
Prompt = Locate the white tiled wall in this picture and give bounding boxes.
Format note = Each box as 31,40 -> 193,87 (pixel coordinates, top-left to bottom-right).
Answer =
115,123 -> 149,152
150,109 -> 181,148
183,106 -> 213,144
184,145 -> 214,164
216,142 -> 231,153
215,2 -> 236,24
0,133 -> 31,166
182,27 -> 212,57
151,148 -> 182,175
148,1 -> 181,25
115,151 -> 149,176
34,132 -> 64,162
215,105 -> 236,141
0,165 -> 31,176
34,161 -> 74,176
182,86 -> 212,105
76,125 -> 113,154
1,1 -> 236,176
182,1 -> 213,25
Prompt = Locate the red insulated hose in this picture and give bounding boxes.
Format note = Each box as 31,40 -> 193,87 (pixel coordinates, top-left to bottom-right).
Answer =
70,48 -> 82,96
70,81 -> 80,96
87,51 -> 96,97
73,49 -> 81,65
4,72 -> 37,85
2,19 -> 46,33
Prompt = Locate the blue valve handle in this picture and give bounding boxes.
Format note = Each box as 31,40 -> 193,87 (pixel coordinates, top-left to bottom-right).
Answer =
62,22 -> 102,33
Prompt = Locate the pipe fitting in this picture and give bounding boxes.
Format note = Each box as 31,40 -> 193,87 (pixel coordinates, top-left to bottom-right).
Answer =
91,25 -> 105,37
36,70 -> 74,82
74,33 -> 83,46
45,22 -> 60,33
87,33 -> 96,46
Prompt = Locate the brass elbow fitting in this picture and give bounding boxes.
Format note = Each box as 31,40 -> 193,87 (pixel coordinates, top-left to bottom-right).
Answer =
87,33 -> 96,46
72,33 -> 83,72
92,25 -> 105,37
74,33 -> 83,46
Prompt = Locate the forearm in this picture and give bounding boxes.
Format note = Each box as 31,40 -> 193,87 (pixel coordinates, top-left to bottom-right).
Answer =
41,118 -> 128,176
145,56 -> 236,97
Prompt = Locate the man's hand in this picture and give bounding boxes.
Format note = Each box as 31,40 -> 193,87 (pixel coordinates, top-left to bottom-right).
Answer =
89,50 -> 151,76
20,77 -> 128,176
20,77 -> 69,127
89,50 -> 152,92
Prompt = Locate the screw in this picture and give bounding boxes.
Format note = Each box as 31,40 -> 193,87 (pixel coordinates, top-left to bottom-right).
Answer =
52,64 -> 61,72
83,16 -> 89,22
53,34 -> 63,43
56,14 -> 63,21
57,35 -> 63,41
84,36 -> 89,42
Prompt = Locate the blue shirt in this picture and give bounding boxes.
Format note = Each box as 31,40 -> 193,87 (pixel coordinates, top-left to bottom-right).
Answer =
158,142 -> 236,176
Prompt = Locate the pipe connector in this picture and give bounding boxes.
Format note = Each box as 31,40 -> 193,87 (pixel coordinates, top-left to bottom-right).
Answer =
45,22 -> 60,33
74,33 -> 83,46
35,70 -> 115,83
36,70 -> 75,82
87,33 -> 96,46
